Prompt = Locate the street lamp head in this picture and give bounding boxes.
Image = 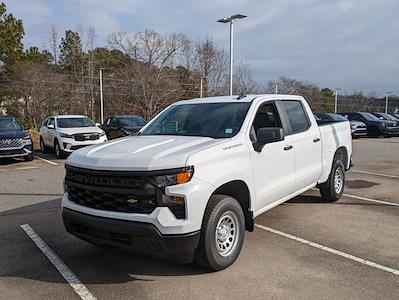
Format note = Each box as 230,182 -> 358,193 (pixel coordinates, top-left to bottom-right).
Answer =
230,14 -> 247,20
217,18 -> 230,23
217,14 -> 247,23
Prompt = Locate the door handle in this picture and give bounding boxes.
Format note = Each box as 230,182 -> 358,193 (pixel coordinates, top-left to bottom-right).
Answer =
313,138 -> 320,143
284,145 -> 293,151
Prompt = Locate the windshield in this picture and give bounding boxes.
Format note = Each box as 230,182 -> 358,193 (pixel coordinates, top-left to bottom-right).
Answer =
0,119 -> 22,131
326,113 -> 347,121
119,116 -> 147,128
361,112 -> 380,121
57,117 -> 95,128
141,102 -> 251,138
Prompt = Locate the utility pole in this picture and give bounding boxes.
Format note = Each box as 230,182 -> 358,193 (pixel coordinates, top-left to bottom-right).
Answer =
217,14 -> 247,96
200,77 -> 204,98
99,68 -> 104,124
385,91 -> 392,114
334,88 -> 342,113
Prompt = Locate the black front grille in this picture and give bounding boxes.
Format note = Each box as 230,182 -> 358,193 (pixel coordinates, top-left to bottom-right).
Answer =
65,165 -> 186,219
73,133 -> 99,141
66,166 -> 157,214
67,185 -> 157,213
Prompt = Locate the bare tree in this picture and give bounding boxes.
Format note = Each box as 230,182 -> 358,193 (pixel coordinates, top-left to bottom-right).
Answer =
194,38 -> 228,96
108,30 -> 184,119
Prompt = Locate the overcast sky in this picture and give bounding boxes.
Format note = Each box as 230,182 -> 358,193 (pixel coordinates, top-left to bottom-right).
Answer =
7,0 -> 399,95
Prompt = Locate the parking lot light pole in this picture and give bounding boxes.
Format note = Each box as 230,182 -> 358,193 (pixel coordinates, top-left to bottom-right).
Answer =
217,14 -> 247,96
275,82 -> 281,94
334,88 -> 342,113
99,68 -> 105,124
385,91 -> 392,114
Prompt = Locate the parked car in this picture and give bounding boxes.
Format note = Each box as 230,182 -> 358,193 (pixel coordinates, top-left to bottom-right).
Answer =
0,116 -> 34,161
101,115 -> 147,140
340,112 -> 399,137
314,112 -> 367,139
371,112 -> 399,124
62,94 -> 352,271
387,113 -> 399,122
39,115 -> 107,159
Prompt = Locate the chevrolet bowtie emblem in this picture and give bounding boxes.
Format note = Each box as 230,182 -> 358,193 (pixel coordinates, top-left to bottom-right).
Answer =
127,198 -> 138,204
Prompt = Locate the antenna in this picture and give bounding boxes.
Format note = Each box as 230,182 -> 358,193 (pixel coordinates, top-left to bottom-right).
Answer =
237,91 -> 246,100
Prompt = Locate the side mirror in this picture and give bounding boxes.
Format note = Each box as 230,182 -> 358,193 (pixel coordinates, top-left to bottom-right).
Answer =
95,122 -> 101,127
253,127 -> 285,152
47,124 -> 55,129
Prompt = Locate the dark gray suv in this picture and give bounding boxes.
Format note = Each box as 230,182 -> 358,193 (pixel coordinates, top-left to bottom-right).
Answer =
341,112 -> 399,137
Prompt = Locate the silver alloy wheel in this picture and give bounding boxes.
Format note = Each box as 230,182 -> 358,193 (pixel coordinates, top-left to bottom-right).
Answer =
215,211 -> 239,257
334,167 -> 343,194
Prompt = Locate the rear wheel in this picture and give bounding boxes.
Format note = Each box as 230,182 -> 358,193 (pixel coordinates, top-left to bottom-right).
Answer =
194,195 -> 245,271
319,160 -> 345,202
40,137 -> 48,154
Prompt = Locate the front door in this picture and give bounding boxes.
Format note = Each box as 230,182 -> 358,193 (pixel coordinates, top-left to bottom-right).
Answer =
249,101 -> 296,213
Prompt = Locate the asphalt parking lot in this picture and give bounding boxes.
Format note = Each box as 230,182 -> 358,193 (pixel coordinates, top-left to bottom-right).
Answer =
1,138 -> 398,299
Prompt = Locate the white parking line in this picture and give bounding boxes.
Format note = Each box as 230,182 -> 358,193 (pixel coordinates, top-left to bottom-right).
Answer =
351,169 -> 399,179
20,224 -> 96,300
342,193 -> 399,207
310,188 -> 399,207
35,156 -> 58,166
254,224 -> 399,276
16,166 -> 38,170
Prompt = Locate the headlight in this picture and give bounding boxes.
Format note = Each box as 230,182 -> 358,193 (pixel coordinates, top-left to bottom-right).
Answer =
350,124 -> 357,129
99,131 -> 106,137
60,132 -> 73,138
22,135 -> 32,145
151,167 -> 194,189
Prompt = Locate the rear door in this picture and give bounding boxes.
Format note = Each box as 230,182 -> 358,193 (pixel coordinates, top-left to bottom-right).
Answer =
279,100 -> 322,190
249,100 -> 296,212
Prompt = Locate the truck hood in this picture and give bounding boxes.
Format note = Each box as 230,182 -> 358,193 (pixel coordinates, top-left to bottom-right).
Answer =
67,135 -> 227,171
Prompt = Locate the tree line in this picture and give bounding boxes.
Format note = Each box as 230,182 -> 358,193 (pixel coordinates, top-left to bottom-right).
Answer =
0,3 -> 396,128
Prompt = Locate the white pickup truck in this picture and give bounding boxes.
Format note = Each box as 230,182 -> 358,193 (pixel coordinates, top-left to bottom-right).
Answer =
62,94 -> 352,271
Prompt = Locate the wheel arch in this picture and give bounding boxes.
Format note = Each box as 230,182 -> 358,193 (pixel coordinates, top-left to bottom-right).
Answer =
210,180 -> 254,232
334,146 -> 349,170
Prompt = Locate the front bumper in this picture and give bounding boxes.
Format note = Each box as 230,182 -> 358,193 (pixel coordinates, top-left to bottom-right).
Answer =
60,136 -> 108,152
0,145 -> 33,158
63,208 -> 200,262
381,127 -> 399,136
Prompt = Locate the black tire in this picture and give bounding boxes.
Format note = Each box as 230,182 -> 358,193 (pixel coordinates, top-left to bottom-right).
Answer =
54,140 -> 64,159
319,160 -> 345,202
194,195 -> 245,271
368,127 -> 380,138
24,151 -> 35,161
40,137 -> 48,154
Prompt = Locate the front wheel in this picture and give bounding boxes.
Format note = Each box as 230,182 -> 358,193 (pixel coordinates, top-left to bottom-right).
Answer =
54,140 -> 65,159
194,195 -> 245,271
319,160 -> 345,202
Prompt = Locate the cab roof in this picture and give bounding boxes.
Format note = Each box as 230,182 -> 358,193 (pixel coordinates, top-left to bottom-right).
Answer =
174,94 -> 304,105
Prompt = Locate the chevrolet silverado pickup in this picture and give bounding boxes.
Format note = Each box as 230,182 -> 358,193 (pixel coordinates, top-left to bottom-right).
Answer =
62,94 -> 352,271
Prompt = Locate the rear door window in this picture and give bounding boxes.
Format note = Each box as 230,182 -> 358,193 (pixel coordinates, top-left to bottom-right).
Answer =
280,100 -> 310,135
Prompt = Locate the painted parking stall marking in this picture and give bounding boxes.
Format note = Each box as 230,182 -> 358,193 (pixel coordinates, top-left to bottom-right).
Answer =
343,193 -> 399,207
35,155 -> 59,166
20,224 -> 96,300
351,169 -> 399,180
255,224 -> 399,276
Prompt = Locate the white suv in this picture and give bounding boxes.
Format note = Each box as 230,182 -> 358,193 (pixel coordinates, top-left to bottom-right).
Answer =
39,115 -> 107,158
